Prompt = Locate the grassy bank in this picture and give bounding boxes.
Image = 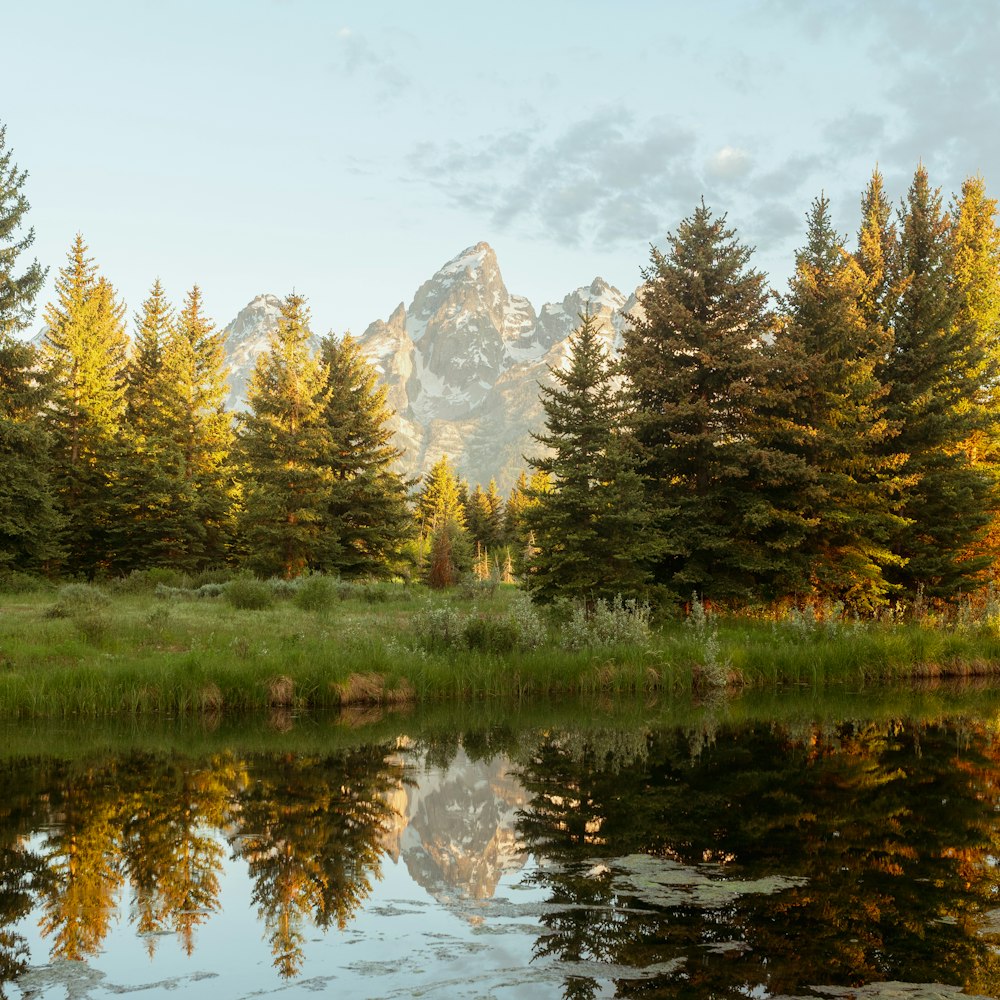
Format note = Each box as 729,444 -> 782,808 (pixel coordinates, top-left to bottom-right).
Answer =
3,574 -> 1000,718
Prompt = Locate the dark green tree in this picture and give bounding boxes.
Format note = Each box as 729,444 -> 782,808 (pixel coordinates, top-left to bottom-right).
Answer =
882,166 -> 995,598
620,202 -> 803,602
237,293 -> 333,578
0,124 -> 45,339
525,313 -> 657,604
775,195 -> 907,610
316,333 -> 412,578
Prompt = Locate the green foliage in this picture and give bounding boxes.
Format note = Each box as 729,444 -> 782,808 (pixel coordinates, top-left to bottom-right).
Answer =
45,583 -> 111,618
292,574 -> 338,612
237,293 -> 333,578
559,595 -> 652,650
0,123 -> 45,338
223,577 -> 274,611
526,313 -> 659,604
316,334 -> 413,578
621,202 -> 799,602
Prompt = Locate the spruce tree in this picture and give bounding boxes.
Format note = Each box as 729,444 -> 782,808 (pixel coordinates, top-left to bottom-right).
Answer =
0,336 -> 63,570
0,124 -> 45,338
883,166 -> 994,598
316,333 -> 412,578
776,195 -> 906,609
0,124 -> 59,571
414,455 -> 470,586
118,280 -> 186,571
620,202 -> 801,602
414,455 -> 466,532
171,286 -> 234,567
237,293 -> 333,578
948,176 -> 1000,574
525,313 -> 657,604
43,236 -> 129,576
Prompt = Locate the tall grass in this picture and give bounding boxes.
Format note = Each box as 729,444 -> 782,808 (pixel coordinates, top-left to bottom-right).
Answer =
2,577 -> 1000,718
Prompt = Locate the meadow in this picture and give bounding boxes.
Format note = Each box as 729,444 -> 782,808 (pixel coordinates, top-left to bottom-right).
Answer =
3,571 -> 1000,719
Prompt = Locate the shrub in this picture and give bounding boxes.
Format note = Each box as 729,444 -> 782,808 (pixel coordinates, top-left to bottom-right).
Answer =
294,575 -> 337,612
0,571 -> 50,594
113,568 -> 191,594
560,595 -> 651,650
195,583 -> 227,599
224,577 -> 274,610
463,614 -> 520,653
413,603 -> 466,652
45,583 -> 111,619
266,577 -> 301,600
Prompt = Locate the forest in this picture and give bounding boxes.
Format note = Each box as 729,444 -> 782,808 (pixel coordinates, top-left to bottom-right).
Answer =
3,117 -> 1000,616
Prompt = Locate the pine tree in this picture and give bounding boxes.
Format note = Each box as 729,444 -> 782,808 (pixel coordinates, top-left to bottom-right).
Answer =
776,195 -> 906,610
620,202 -> 801,602
0,336 -> 63,570
882,166 -> 994,598
170,286 -> 234,567
237,293 -> 333,578
525,313 -> 657,604
118,280 -> 186,571
0,125 -> 59,571
414,455 -> 466,533
43,236 -> 129,576
0,124 -> 45,338
316,333 -> 412,578
948,175 -> 1000,575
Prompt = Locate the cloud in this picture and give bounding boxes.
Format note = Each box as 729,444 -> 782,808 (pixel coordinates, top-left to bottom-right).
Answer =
408,108 -> 704,249
337,26 -> 352,38
335,29 -> 410,102
707,146 -> 751,180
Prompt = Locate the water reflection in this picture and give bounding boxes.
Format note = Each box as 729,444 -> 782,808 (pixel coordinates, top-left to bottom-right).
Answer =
1,717 -> 1000,998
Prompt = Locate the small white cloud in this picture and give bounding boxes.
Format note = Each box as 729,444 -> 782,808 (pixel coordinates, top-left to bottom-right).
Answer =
338,26 -> 352,38
708,145 -> 751,179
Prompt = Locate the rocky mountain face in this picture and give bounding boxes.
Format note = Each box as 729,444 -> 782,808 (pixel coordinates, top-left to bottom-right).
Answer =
219,243 -> 641,492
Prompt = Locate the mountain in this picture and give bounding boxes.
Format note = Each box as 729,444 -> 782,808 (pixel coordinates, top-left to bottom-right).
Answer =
218,243 -> 641,492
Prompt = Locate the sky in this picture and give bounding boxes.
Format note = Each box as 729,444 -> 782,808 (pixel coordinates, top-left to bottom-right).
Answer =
5,0 -> 1000,338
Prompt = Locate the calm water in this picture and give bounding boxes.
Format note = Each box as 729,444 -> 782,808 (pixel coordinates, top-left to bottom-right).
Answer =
4,699 -> 1000,999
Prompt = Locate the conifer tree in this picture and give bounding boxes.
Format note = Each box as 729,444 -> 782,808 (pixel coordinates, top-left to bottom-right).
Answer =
620,202 -> 802,601
776,195 -> 906,609
43,236 -> 129,576
415,455 -> 466,532
526,313 -> 657,604
0,124 -> 59,571
170,286 -> 234,567
316,333 -> 412,578
414,455 -> 470,585
0,124 -> 45,338
882,166 -> 994,598
0,335 -> 63,570
237,293 -> 333,578
118,280 -> 186,570
948,176 -> 1000,573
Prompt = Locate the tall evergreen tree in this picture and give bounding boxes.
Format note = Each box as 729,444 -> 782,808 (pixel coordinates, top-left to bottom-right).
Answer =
0,336 -> 63,570
948,176 -> 1000,573
316,333 -> 412,578
414,455 -> 466,532
882,166 -> 994,598
169,286 -> 234,567
414,455 -> 470,586
620,202 -> 803,602
776,195 -> 907,610
0,124 -> 45,338
237,293 -> 333,578
526,313 -> 658,604
43,236 -> 129,576
0,124 -> 59,571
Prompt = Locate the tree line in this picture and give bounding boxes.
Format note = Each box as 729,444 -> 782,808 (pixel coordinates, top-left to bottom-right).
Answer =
2,116 -> 1000,609
526,168 -> 1000,611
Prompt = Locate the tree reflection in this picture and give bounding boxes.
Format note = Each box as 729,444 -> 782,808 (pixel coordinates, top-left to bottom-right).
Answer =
229,746 -> 404,978
516,721 -> 1000,999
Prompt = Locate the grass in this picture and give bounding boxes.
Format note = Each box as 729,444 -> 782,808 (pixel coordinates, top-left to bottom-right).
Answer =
3,576 -> 1000,718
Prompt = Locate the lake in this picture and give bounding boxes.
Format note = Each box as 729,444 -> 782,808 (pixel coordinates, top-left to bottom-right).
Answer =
3,691 -> 1000,999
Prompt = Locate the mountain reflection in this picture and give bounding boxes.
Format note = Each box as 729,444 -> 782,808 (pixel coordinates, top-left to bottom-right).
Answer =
1,718 -> 1000,997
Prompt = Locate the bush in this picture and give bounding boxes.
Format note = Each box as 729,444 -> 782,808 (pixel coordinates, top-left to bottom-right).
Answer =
266,577 -> 301,600
45,583 -> 112,619
224,577 -> 274,611
0,571 -> 50,594
413,603 -> 466,652
293,575 -> 337,612
560,595 -> 651,650
113,568 -> 191,594
463,614 -> 520,653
